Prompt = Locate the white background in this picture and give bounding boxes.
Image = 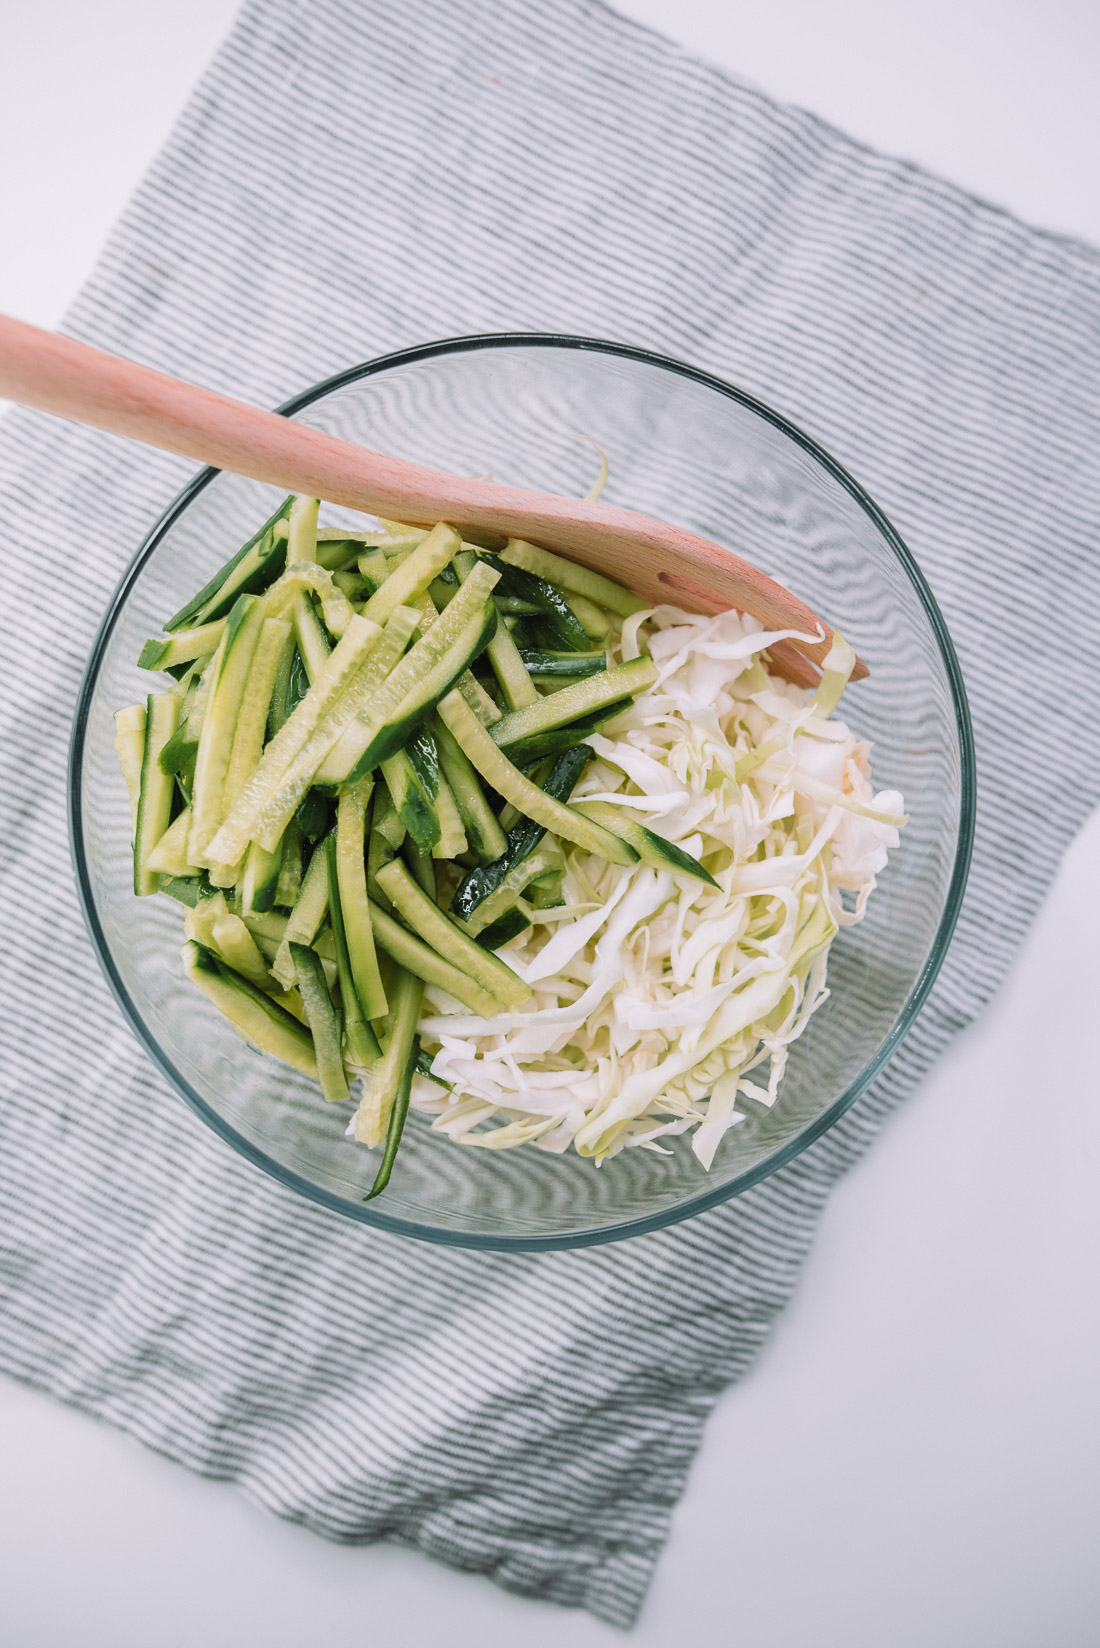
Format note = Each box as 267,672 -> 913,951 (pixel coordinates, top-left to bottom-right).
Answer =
2,3 -> 1099,1644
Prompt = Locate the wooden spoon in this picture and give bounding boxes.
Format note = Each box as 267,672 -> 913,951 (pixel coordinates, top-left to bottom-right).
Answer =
0,315 -> 865,684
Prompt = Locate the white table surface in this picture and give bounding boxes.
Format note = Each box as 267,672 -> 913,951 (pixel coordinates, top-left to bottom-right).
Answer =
3,3 -> 1099,1644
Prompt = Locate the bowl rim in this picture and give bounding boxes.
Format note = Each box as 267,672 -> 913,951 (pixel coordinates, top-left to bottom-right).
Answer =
69,331 -> 976,1251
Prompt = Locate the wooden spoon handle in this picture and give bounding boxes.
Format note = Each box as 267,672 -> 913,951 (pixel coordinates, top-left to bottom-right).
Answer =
0,315 -> 863,678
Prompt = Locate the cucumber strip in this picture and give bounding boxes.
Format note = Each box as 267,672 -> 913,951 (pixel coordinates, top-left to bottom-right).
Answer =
332,570 -> 369,601
376,858 -> 531,1010
481,554 -> 590,651
357,548 -> 389,589
353,968 -> 423,1149
156,722 -> 195,781
273,842 -> 330,989
211,912 -> 276,990
500,708 -> 618,769
184,888 -> 228,948
146,807 -> 201,877
159,874 -> 205,906
287,495 -> 320,564
287,942 -> 349,1102
367,900 -> 504,1017
431,773 -> 468,860
188,595 -> 267,865
321,563 -> 500,785
240,837 -> 283,914
454,547 -> 539,710
114,703 -> 146,831
289,589 -> 332,681
203,613 -> 386,865
494,596 -> 542,616
362,1033 -> 418,1201
573,801 -> 718,885
383,757 -> 440,854
566,592 -> 614,641
528,869 -> 566,909
519,648 -> 609,680
275,817 -> 303,907
372,782 -> 407,850
139,619 -> 225,673
477,904 -> 533,949
308,609 -> 421,789
323,834 -> 382,1068
401,839 -> 437,898
360,523 -> 462,625
166,498 -> 292,631
134,693 -> 182,895
182,939 -> 316,1076
461,847 -> 565,936
367,815 -> 398,909
316,535 -> 369,570
489,657 -> 656,751
295,787 -> 332,844
437,691 -> 635,867
431,713 -> 508,863
334,783 -> 388,1020
457,670 -> 502,726
207,614 -> 293,885
500,538 -> 648,618
381,747 -> 440,857
451,744 -> 589,920
179,652 -> 216,753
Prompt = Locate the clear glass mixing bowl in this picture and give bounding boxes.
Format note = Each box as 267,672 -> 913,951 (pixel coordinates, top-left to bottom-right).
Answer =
70,335 -> 975,1249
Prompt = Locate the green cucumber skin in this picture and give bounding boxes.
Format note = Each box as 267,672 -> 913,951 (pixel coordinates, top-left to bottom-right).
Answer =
489,657 -> 655,751
477,906 -> 532,948
480,555 -> 590,651
134,693 -> 182,896
362,1034 -> 418,1202
519,649 -> 608,679
375,858 -> 530,1009
381,750 -> 441,856
344,603 -> 497,783
450,742 -> 592,920
497,711 -> 613,769
288,941 -> 349,1103
165,496 -> 292,631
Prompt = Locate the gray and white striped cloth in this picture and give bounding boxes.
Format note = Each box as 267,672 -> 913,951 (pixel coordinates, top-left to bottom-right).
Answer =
2,0 -> 1099,1627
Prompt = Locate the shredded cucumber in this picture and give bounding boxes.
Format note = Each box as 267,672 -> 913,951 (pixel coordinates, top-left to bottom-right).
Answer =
120,493 -> 899,1196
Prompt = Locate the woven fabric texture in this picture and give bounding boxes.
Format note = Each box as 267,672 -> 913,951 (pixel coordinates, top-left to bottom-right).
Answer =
1,0 -> 1098,1627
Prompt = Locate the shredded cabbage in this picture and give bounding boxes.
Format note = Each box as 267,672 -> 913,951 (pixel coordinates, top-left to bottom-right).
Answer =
411,604 -> 906,1170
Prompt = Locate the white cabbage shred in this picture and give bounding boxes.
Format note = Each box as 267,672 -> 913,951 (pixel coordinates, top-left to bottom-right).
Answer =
412,604 -> 906,1170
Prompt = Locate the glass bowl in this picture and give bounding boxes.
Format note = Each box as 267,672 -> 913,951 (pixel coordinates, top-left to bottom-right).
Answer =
70,335 -> 974,1249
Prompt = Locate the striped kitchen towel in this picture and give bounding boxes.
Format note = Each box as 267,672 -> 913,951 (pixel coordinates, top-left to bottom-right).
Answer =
1,0 -> 1098,1628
